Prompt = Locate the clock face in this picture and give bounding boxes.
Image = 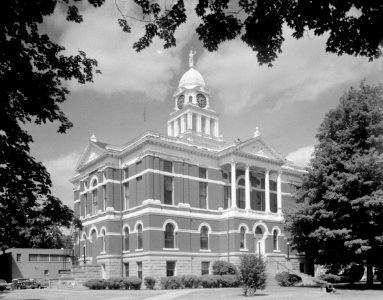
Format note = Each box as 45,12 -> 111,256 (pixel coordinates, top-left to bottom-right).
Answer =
177,95 -> 185,109
197,93 -> 207,108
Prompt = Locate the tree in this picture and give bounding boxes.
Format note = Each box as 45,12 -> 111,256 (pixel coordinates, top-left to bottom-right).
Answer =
0,0 -> 101,250
238,254 -> 266,296
114,0 -> 383,66
285,82 -> 383,286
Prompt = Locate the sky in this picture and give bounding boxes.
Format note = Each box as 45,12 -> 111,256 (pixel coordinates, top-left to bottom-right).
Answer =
28,1 -> 383,209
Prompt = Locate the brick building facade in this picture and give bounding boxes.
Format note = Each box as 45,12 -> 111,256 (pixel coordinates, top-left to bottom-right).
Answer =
71,53 -> 305,281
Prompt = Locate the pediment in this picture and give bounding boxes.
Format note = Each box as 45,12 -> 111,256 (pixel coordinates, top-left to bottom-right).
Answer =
75,142 -> 107,171
236,137 -> 285,162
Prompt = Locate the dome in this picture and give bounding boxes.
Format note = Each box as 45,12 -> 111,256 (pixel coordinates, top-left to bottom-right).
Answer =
178,68 -> 205,88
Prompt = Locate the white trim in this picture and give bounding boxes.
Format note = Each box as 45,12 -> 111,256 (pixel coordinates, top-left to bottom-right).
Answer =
81,205 -> 283,226
80,179 -> 120,195
162,219 -> 179,231
74,199 -> 80,203
252,220 -> 269,236
89,226 -> 98,240
163,248 -> 180,251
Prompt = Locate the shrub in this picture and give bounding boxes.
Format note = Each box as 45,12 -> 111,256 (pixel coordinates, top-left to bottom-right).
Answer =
376,266 -> 383,283
318,273 -> 342,283
121,277 -> 142,290
275,272 -> 302,287
200,275 -> 220,288
181,275 -> 201,288
220,274 -> 240,287
83,279 -> 107,290
212,260 -> 238,275
106,277 -> 124,289
160,276 -> 183,289
238,254 -> 266,296
342,264 -> 364,284
144,276 -> 156,289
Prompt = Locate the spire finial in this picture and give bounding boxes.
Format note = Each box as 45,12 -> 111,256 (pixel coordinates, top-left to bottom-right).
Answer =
90,133 -> 97,142
189,49 -> 196,68
254,127 -> 260,137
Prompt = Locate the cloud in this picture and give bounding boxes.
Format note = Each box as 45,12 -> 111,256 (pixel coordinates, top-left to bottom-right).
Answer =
286,146 -> 314,168
45,1 -> 200,100
197,27 -> 381,113
43,152 -> 80,208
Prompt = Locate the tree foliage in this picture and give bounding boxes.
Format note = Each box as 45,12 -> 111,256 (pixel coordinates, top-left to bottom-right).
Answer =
0,0 -> 100,250
238,254 -> 266,296
114,0 -> 383,65
285,82 -> 383,285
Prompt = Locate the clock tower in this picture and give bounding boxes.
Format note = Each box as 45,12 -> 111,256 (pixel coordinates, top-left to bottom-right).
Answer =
167,51 -> 223,148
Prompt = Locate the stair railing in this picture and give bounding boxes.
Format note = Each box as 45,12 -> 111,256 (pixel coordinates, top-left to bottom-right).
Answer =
267,256 -> 299,275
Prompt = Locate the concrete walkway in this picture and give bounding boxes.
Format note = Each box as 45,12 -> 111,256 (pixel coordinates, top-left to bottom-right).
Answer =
109,289 -> 195,300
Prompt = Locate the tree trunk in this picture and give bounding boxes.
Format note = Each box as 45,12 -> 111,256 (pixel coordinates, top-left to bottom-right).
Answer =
366,261 -> 374,286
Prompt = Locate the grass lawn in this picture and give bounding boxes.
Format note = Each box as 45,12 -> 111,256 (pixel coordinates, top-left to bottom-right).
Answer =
1,284 -> 383,300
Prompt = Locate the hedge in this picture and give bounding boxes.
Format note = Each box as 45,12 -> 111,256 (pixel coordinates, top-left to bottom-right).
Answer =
83,279 -> 107,290
160,276 -> 183,289
275,272 -> 302,287
212,260 -> 238,275
144,276 -> 156,289
181,275 -> 201,288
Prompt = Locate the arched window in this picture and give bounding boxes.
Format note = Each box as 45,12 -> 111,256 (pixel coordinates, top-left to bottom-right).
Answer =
91,179 -> 98,215
240,227 -> 246,249
236,177 -> 246,209
101,229 -> 106,253
273,229 -> 278,251
164,223 -> 175,248
200,226 -> 209,250
124,227 -> 129,251
137,224 -> 143,249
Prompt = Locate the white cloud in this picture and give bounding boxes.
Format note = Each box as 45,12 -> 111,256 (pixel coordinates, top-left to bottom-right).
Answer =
286,146 -> 314,168
197,27 -> 381,113
43,152 -> 80,208
46,1 -> 200,100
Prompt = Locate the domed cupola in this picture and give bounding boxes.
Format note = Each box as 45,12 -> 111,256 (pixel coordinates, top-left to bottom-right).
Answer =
179,68 -> 205,89
167,50 -> 223,148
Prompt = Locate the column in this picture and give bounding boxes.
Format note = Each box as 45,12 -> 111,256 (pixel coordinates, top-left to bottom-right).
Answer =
205,117 -> 211,135
265,169 -> 270,213
180,116 -> 186,133
231,161 -> 237,208
174,118 -> 179,136
214,120 -> 219,137
277,171 -> 282,214
245,165 -> 251,210
197,115 -> 202,133
187,113 -> 192,130
167,123 -> 172,136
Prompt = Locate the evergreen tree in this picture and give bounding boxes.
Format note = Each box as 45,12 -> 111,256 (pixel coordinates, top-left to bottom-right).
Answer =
285,82 -> 383,286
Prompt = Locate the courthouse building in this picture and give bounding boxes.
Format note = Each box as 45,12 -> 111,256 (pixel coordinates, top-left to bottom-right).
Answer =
71,53 -> 305,280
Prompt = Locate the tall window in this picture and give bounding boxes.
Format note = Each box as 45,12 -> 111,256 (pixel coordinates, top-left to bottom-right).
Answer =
83,194 -> 87,216
201,117 -> 206,133
124,182 -> 130,210
200,226 -> 209,250
163,160 -> 173,173
237,178 -> 246,209
137,262 -> 142,279
270,180 -> 278,212
16,254 -> 21,262
101,229 -> 106,253
199,167 -> 207,178
102,185 -> 107,211
137,224 -> 143,249
166,261 -> 176,277
199,182 -> 207,209
240,227 -> 246,249
164,223 -> 175,248
164,176 -> 173,205
124,227 -> 130,251
201,262 -> 209,275
124,263 -> 129,277
124,167 -> 129,179
224,186 -> 230,209
273,230 -> 278,251
91,180 -> 98,215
